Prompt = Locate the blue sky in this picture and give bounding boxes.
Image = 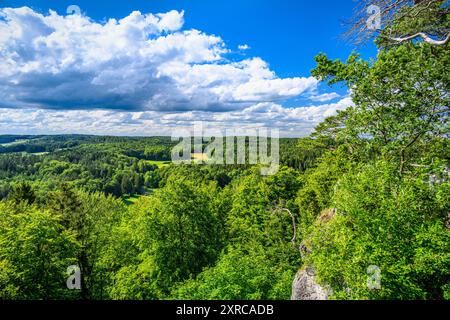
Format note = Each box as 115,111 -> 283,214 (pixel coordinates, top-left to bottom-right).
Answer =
0,0 -> 377,136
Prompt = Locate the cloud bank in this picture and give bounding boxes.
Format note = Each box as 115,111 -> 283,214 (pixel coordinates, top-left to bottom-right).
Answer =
0,7 -> 351,136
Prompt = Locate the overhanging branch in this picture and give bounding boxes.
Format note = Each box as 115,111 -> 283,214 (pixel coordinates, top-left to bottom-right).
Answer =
387,31 -> 450,45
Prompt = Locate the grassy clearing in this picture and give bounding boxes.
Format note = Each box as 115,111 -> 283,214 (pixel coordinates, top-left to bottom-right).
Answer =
0,139 -> 30,147
191,153 -> 209,161
122,195 -> 143,205
122,191 -> 155,205
145,160 -> 172,168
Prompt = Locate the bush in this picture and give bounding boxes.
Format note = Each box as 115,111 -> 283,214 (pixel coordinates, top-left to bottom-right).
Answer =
305,162 -> 450,299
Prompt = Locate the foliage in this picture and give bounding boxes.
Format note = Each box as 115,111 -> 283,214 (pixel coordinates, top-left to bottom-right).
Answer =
304,162 -> 450,299
0,5 -> 448,299
312,43 -> 449,173
0,202 -> 79,299
173,243 -> 294,300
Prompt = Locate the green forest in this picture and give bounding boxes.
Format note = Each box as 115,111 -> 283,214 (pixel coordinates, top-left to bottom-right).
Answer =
0,1 -> 448,300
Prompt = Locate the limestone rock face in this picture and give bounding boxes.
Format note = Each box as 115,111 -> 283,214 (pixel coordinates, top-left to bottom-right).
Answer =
291,267 -> 330,300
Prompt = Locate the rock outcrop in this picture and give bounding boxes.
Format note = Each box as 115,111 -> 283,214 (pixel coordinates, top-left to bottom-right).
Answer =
291,267 -> 331,300
292,207 -> 337,300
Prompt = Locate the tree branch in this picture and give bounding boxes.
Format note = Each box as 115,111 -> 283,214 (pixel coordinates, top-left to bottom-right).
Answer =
271,206 -> 297,244
387,31 -> 450,45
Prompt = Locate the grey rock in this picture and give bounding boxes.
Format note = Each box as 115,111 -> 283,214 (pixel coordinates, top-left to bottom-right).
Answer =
291,267 -> 331,300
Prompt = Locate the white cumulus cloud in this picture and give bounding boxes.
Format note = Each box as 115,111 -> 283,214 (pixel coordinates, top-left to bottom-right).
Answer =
0,7 -> 318,112
238,44 -> 250,50
309,92 -> 341,102
0,7 -> 352,136
0,97 -> 353,137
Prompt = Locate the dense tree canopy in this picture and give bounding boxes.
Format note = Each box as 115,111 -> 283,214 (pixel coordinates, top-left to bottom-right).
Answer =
0,2 -> 448,300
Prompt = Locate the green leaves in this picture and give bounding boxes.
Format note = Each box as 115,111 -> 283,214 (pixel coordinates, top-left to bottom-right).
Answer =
312,42 -> 449,172
376,1 -> 450,48
0,202 -> 79,299
304,162 -> 450,299
172,243 -> 294,300
108,176 -> 223,298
